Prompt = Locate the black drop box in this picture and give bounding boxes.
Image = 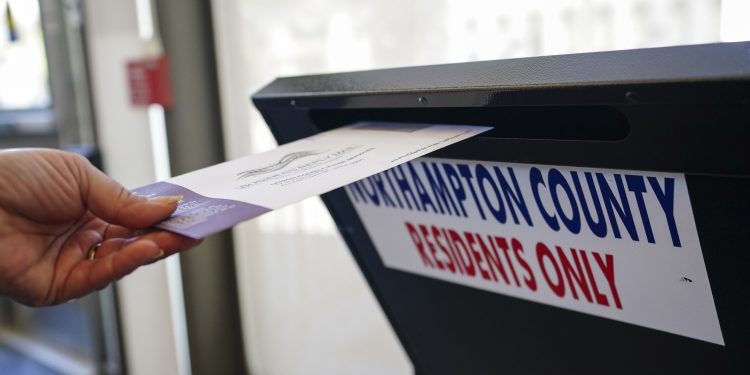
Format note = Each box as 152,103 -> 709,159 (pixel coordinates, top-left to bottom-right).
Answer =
253,42 -> 750,375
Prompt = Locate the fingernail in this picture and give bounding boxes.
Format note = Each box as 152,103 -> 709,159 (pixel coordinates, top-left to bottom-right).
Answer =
152,249 -> 165,260
148,195 -> 182,205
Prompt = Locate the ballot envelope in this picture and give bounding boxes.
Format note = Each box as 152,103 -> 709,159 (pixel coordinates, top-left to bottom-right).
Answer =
253,42 -> 750,375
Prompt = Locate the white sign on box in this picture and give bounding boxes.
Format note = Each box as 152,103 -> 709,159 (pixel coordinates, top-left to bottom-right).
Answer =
346,157 -> 723,345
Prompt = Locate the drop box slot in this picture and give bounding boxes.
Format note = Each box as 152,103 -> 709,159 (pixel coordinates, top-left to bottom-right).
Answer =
309,105 -> 629,141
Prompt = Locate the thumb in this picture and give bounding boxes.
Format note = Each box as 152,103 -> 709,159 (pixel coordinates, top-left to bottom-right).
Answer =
81,160 -> 181,228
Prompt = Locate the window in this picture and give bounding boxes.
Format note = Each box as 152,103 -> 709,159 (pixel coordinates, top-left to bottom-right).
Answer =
0,0 -> 53,137
0,0 -> 50,110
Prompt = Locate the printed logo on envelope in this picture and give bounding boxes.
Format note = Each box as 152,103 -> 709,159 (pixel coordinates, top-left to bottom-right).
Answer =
237,151 -> 322,179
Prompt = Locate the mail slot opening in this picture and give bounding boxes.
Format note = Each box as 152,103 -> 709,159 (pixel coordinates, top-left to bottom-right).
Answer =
309,105 -> 629,141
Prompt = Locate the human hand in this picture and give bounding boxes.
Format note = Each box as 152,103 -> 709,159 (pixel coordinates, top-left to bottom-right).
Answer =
0,148 -> 200,306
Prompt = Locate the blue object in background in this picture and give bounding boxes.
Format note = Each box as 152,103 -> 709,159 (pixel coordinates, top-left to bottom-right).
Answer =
5,2 -> 17,42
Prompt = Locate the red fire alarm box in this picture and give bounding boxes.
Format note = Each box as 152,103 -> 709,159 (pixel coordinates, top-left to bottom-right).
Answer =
127,55 -> 173,108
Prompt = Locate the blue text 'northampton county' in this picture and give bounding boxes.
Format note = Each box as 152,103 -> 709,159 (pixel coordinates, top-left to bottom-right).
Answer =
347,160 -> 681,248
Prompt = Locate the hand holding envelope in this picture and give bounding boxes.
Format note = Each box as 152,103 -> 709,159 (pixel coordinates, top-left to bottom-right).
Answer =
0,123 -> 486,305
0,149 -> 200,306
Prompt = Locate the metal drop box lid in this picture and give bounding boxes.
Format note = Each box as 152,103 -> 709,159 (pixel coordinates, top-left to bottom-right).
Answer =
253,42 -> 750,374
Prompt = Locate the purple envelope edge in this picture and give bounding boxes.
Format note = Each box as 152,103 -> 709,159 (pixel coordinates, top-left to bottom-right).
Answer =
133,181 -> 271,239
